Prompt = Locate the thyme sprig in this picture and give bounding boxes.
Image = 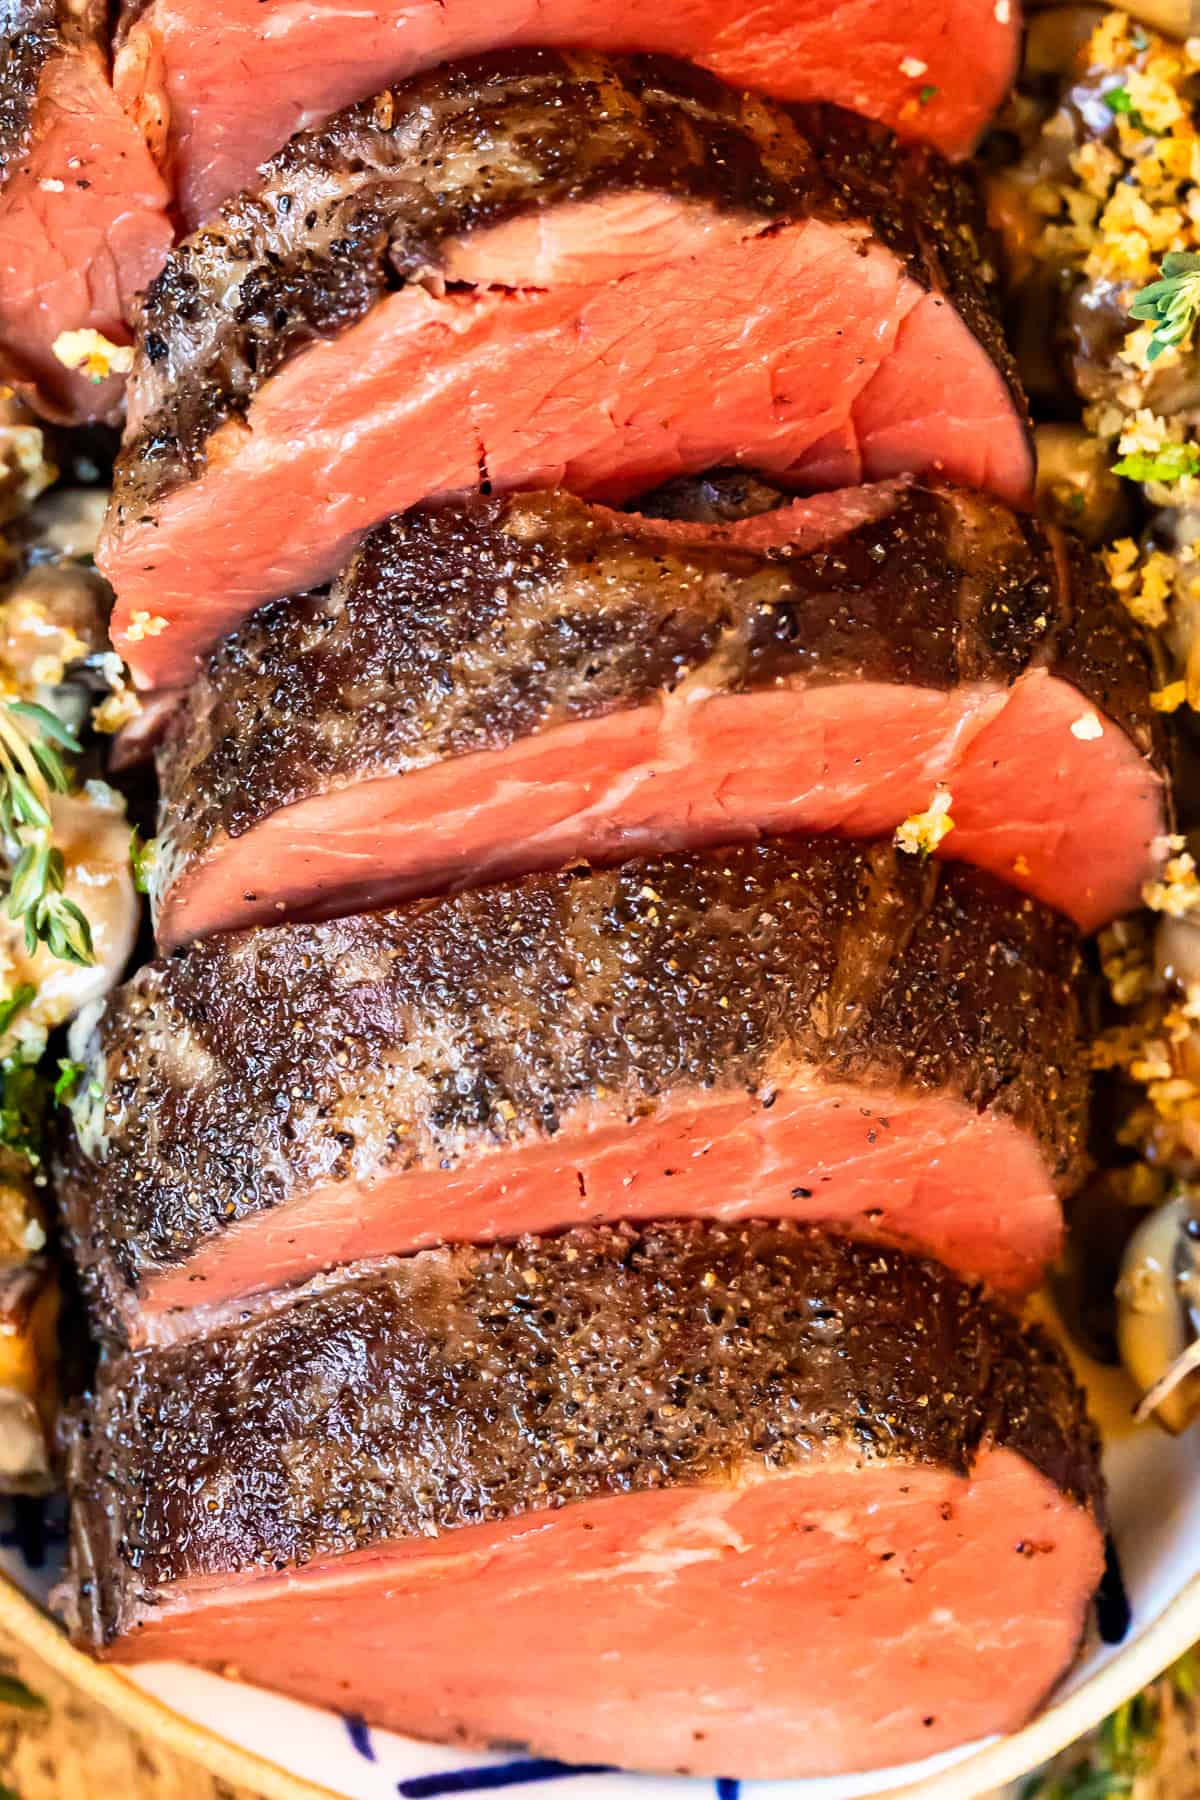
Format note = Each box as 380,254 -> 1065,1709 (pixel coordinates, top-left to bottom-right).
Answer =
1130,252 -> 1200,363
0,701 -> 92,966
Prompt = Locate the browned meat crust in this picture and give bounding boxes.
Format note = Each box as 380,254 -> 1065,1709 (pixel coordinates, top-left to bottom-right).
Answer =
0,0 -> 101,187
153,482 -> 1162,919
60,1218 -> 1105,1651
57,837 -> 1089,1335
113,50 -> 1024,522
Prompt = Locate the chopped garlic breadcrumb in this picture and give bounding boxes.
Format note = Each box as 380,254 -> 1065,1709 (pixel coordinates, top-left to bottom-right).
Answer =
123,610 -> 167,643
1144,852 -> 1200,918
51,328 -> 133,384
91,653 -> 141,734
894,789 -> 955,857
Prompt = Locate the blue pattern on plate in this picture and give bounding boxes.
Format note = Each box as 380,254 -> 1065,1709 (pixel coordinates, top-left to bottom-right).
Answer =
344,1714 -> 377,1762
397,1759 -> 614,1796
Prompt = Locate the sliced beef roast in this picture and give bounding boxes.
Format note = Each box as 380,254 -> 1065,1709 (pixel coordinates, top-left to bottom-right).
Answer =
58,838 -> 1087,1347
61,1220 -> 1105,1778
113,0 -> 1022,228
153,481 -> 1165,947
0,0 -> 171,423
100,53 -> 1033,688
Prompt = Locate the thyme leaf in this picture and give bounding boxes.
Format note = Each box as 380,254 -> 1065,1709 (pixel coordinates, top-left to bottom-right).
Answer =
0,701 -> 93,967
0,986 -> 35,1039
1129,252 -> 1200,363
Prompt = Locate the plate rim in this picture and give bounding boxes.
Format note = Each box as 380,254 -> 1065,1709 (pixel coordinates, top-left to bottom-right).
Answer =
1,1571 -> 1199,1800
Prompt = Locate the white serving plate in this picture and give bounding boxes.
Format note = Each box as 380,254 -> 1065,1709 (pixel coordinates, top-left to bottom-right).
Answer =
0,1331 -> 1197,1800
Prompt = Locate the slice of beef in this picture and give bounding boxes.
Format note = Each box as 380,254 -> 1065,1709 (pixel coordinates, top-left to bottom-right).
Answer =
152,481 -> 1166,948
60,1220 -> 1106,1778
58,838 -> 1088,1347
113,0 -> 1022,229
0,0 -> 171,424
99,52 -> 1033,689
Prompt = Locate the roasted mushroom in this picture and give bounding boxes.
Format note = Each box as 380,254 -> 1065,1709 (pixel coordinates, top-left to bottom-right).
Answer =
1036,422 -> 1132,540
1118,1193 -> 1200,1431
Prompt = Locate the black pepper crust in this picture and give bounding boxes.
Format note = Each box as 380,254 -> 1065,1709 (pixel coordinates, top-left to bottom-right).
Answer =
59,1219 -> 1105,1652
113,49 -> 1024,521
57,836 -> 1089,1335
152,481 -> 1162,923
0,0 -> 103,190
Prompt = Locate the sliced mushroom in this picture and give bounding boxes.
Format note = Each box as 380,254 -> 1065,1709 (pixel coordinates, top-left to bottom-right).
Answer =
1036,423 -> 1132,541
26,485 -> 108,563
1025,7 -> 1109,79
1118,1193 -> 1200,1432
1157,910 -> 1200,991
1028,0 -> 1200,36
1109,0 -> 1200,37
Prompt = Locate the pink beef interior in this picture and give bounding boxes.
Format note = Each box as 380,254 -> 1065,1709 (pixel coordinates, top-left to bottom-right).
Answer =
108,1447 -> 1103,1780
106,197 -> 1034,686
0,49 -> 171,421
139,1075 -> 1062,1344
117,0 -> 1020,225
160,664 -> 1163,948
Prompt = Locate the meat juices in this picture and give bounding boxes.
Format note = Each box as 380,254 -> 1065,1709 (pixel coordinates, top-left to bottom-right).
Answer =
113,0 -> 1022,226
100,52 -> 1034,686
152,482 -> 1165,946
62,1222 -> 1105,1779
0,0 -> 171,422
57,838 -> 1087,1345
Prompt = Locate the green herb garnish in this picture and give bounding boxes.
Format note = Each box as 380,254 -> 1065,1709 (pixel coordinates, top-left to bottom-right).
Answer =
129,826 -> 156,896
1113,442 -> 1200,484
0,701 -> 92,966
1104,85 -> 1156,132
52,1058 -> 85,1104
918,84 -> 938,105
0,986 -> 35,1039
0,1054 -> 47,1169
1130,252 -> 1200,362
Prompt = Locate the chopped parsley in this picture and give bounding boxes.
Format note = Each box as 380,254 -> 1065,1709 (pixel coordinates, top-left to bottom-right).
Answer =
52,1058 -> 86,1104
1103,82 -> 1159,133
129,826 -> 156,896
1112,442 -> 1200,484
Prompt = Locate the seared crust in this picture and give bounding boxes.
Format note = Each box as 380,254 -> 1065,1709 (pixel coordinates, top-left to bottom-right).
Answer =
113,49 -> 1023,520
153,482 -> 1162,915
60,1219 -> 1105,1651
58,837 -> 1089,1327
0,0 -> 104,188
